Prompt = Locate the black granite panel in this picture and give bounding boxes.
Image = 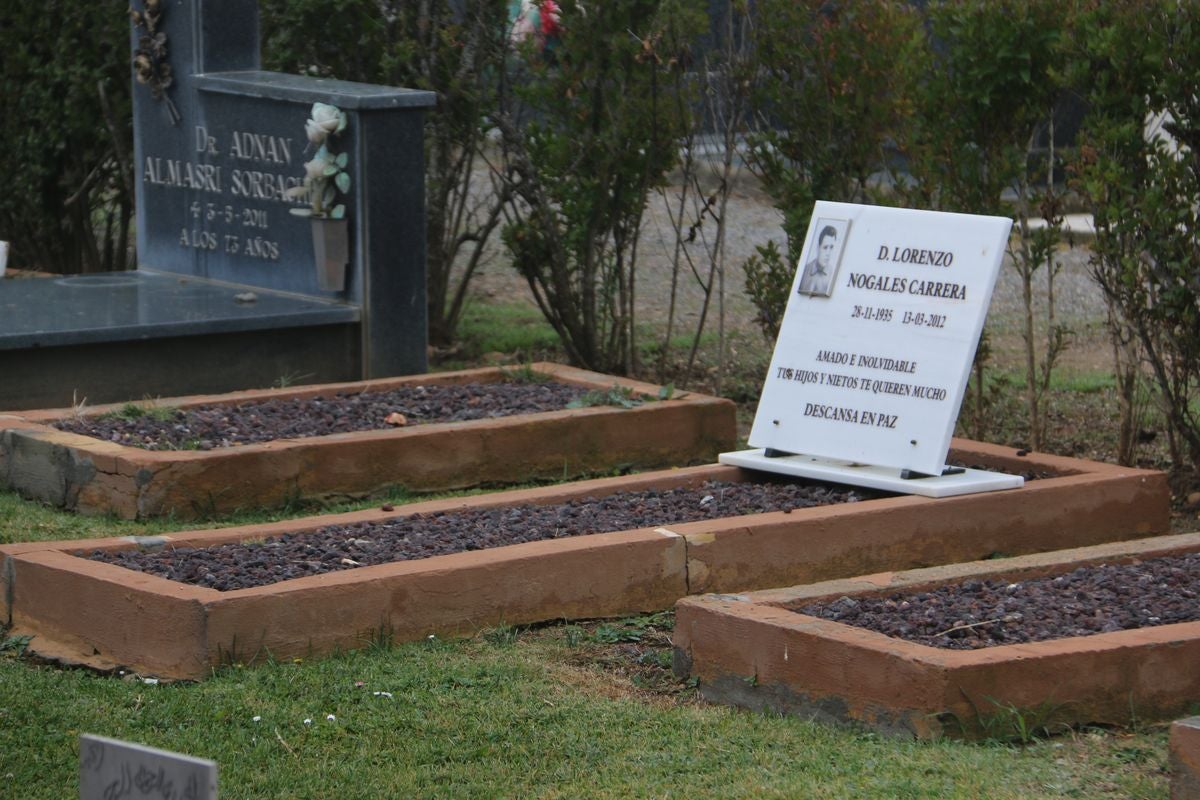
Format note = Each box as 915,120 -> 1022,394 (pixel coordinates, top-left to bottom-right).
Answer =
198,0 -> 260,73
196,72 -> 435,110
357,109 -> 429,376
0,272 -> 358,350
139,90 -> 345,293
0,323 -> 360,411
57,0 -> 435,396
132,0 -> 219,272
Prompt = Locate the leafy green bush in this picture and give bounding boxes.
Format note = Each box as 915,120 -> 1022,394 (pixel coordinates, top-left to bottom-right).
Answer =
742,241 -> 790,341
0,5 -> 133,273
899,0 -> 1067,448
262,0 -> 509,346
1071,0 -> 1200,473
900,0 -> 1062,216
740,0 -> 923,339
495,0 -> 705,374
748,0 -> 922,249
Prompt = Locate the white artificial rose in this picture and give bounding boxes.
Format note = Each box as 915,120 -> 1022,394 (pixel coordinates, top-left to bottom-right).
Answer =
304,118 -> 328,145
306,102 -> 345,144
304,157 -> 327,180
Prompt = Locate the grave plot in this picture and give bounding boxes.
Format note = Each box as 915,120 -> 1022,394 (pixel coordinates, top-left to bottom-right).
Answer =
0,363 -> 735,519
674,532 -> 1200,740
0,442 -> 1167,680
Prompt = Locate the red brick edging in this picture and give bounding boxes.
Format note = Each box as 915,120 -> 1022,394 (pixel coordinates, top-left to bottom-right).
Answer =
675,532 -> 1200,739
1,442 -> 1168,680
0,363 -> 735,519
1173,717 -> 1200,800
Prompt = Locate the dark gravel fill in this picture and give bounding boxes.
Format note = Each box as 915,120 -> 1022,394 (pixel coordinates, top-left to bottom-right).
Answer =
795,552 -> 1200,650
53,382 -> 588,450
84,479 -> 874,591
952,462 -> 1056,482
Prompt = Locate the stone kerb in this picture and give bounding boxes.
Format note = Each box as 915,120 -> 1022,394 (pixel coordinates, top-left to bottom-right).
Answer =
674,533 -> 1200,739
1172,717 -> 1200,800
0,448 -> 1169,680
0,364 -> 737,519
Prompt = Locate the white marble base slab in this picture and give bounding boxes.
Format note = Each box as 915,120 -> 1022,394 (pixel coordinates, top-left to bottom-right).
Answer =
718,448 -> 1024,498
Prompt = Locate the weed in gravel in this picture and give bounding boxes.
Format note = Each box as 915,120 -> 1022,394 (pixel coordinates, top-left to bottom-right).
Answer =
68,390 -> 89,419
566,385 -> 646,409
499,363 -> 550,384
101,401 -> 177,423
273,371 -> 314,389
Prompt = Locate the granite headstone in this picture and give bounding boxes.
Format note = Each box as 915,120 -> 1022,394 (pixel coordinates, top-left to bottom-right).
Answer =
0,0 -> 435,409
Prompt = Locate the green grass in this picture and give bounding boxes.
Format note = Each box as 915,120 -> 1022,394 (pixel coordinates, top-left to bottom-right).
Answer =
0,624 -> 1170,799
454,303 -> 722,367
0,491 -> 188,545
970,367 -> 1117,395
96,400 -> 179,422
0,483 -> 511,545
455,302 -> 562,360
0,489 -> 1174,798
636,328 -> 721,363
0,339 -> 1177,798
1048,370 -> 1118,394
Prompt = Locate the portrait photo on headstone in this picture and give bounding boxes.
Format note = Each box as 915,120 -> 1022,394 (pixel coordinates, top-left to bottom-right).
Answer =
796,217 -> 849,297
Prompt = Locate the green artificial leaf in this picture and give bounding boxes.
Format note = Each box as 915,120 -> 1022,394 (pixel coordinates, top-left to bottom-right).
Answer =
335,171 -> 351,193
330,204 -> 346,220
335,152 -> 348,168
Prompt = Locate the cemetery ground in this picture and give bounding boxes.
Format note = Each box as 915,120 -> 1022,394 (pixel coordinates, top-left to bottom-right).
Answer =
2,187 -> 1195,797
1,323 -> 1188,797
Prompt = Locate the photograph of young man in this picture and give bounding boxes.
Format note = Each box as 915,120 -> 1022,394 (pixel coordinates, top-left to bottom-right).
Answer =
797,223 -> 842,297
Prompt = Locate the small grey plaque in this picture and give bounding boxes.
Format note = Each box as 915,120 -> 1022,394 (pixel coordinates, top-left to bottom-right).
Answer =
80,734 -> 217,800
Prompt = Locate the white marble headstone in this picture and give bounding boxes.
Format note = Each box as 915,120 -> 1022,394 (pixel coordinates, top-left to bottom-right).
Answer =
729,201 -> 1016,495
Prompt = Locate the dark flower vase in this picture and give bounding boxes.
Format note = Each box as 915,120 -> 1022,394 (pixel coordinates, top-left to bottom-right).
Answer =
311,217 -> 349,292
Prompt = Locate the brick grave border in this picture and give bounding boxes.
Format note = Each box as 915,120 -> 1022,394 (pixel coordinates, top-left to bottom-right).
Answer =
1,442 -> 1166,680
1172,717 -> 1200,800
0,363 -> 735,519
674,532 -> 1200,740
